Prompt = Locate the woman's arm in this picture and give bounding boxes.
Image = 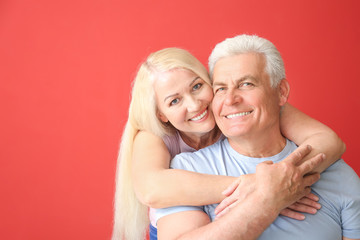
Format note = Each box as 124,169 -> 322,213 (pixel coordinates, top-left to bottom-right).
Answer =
280,103 -> 346,172
132,130 -> 235,208
133,103 -> 345,210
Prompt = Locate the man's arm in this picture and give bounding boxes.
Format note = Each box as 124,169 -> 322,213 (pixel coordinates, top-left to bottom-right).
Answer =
157,145 -> 324,240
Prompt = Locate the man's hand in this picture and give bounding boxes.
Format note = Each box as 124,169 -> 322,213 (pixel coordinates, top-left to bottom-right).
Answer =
215,145 -> 324,219
255,145 -> 324,212
215,179 -> 322,221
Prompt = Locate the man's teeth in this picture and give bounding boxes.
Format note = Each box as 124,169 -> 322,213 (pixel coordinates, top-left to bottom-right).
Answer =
191,110 -> 207,121
226,111 -> 251,119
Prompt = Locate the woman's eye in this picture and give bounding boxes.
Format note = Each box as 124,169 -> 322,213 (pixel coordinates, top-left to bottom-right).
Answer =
170,98 -> 179,106
193,83 -> 202,91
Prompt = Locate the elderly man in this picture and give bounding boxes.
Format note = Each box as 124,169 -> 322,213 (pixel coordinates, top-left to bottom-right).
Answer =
156,35 -> 360,240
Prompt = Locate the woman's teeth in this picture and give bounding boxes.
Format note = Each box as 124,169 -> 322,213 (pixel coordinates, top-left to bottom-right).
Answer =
190,110 -> 207,121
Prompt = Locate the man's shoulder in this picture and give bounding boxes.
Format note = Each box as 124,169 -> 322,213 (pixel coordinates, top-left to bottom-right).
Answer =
315,159 -> 360,197
323,159 -> 360,182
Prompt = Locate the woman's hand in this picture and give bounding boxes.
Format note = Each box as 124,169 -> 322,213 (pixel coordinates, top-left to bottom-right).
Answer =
279,192 -> 321,220
215,174 -> 256,218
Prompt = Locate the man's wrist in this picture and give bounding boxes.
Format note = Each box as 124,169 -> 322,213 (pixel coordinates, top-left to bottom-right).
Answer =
251,190 -> 281,218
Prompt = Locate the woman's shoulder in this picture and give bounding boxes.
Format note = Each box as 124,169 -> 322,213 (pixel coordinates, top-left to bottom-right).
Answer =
134,130 -> 167,148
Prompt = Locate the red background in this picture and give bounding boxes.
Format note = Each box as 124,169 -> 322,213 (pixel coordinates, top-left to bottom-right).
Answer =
1,0 -> 359,239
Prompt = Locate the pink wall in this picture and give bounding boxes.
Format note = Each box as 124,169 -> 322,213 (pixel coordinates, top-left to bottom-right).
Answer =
1,0 -> 359,239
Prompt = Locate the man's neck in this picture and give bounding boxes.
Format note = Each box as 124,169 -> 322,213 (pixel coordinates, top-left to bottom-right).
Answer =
228,129 -> 287,158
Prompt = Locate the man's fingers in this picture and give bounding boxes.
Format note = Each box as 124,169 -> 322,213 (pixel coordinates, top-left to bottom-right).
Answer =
303,173 -> 321,187
283,145 -> 312,165
257,160 -> 274,169
298,153 -> 325,175
302,186 -> 312,196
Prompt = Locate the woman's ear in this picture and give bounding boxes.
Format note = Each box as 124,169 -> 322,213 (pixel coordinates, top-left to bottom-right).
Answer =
157,111 -> 168,123
278,79 -> 290,106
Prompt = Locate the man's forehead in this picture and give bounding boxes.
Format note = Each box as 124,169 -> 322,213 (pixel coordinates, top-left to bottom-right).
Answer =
212,53 -> 265,83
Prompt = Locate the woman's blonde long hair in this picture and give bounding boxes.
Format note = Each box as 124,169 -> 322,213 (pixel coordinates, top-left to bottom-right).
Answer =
112,48 -> 211,240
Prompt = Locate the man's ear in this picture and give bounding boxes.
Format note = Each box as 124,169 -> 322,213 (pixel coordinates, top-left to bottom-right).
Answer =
157,111 -> 169,123
278,79 -> 290,106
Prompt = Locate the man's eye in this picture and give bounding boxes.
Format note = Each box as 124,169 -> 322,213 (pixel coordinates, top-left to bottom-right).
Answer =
241,82 -> 254,87
170,98 -> 179,106
193,83 -> 202,91
215,87 -> 225,93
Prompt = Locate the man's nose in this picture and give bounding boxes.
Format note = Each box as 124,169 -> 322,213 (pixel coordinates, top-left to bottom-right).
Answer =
224,89 -> 241,106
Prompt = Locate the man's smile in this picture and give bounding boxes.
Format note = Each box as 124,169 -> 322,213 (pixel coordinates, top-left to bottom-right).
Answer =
225,111 -> 253,119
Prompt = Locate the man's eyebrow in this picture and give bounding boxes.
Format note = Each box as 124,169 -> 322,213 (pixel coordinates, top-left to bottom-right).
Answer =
212,81 -> 225,88
238,74 -> 258,82
240,74 -> 258,81
213,75 -> 258,87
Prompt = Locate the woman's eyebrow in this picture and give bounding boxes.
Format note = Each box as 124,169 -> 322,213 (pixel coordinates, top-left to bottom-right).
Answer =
164,93 -> 178,102
188,76 -> 200,87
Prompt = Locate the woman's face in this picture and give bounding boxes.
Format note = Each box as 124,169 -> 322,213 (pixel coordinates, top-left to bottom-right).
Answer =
154,68 -> 216,135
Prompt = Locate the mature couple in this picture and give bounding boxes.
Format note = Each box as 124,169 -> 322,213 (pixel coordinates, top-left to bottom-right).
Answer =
113,35 -> 360,240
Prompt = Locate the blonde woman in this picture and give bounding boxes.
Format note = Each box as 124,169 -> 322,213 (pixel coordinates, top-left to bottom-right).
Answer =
112,48 -> 345,240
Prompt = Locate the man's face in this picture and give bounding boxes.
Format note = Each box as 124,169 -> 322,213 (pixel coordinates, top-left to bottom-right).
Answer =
211,53 -> 288,139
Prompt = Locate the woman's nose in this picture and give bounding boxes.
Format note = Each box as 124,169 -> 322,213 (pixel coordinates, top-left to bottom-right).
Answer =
186,96 -> 201,112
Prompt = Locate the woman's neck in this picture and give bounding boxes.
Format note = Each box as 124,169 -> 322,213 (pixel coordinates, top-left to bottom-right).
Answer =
179,126 -> 222,150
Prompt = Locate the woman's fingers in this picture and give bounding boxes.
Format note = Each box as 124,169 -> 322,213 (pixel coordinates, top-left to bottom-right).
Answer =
222,178 -> 241,196
296,196 -> 321,209
215,201 -> 239,220
215,196 -> 237,215
280,208 -> 306,220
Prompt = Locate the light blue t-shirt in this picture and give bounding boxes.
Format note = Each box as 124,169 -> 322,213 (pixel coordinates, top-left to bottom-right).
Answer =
156,139 -> 360,239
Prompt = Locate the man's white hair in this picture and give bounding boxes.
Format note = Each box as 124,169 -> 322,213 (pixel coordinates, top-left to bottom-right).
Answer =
208,34 -> 286,87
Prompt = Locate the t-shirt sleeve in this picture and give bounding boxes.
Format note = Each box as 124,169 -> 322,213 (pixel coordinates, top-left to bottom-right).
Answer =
342,199 -> 360,238
162,134 -> 180,159
155,153 -> 204,224
155,205 -> 204,224
339,161 -> 360,238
